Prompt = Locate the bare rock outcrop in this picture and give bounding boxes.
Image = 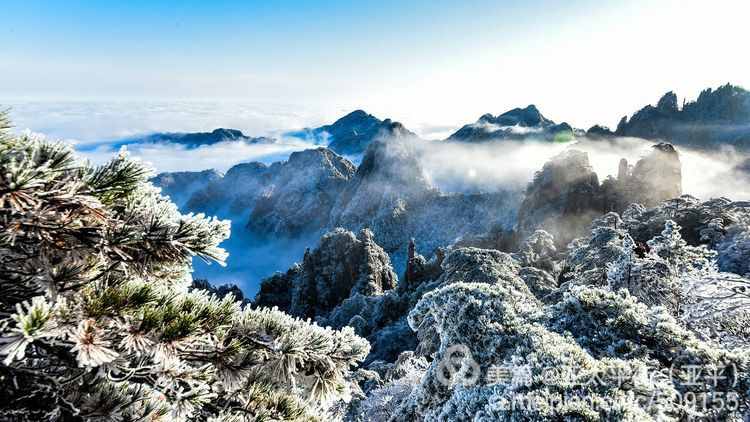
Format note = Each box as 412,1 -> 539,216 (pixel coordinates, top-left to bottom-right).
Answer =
518,144 -> 683,246
517,150 -> 603,244
331,138 -> 520,272
247,148 -> 356,236
254,228 -> 397,319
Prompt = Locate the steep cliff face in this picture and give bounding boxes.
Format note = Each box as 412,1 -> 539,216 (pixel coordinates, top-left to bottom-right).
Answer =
517,150 -> 602,244
615,84 -> 750,150
151,169 -> 222,208
626,143 -> 682,206
255,229 -> 435,363
159,147 -> 356,235
247,148 -> 357,236
331,139 -> 436,231
254,228 -> 397,319
600,143 -> 683,213
330,138 -> 520,270
517,144 -> 683,245
183,162 -> 271,215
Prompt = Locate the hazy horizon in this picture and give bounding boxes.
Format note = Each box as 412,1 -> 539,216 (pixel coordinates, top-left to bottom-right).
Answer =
4,0 -> 750,143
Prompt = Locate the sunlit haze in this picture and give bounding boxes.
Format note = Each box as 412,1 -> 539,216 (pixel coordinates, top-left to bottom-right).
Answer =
3,0 -> 749,140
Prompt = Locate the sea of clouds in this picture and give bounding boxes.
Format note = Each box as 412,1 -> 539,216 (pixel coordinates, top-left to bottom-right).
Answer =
4,99 -> 337,172
5,99 -> 750,295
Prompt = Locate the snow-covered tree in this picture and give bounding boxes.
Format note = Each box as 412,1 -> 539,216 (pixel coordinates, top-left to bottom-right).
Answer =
647,220 -> 717,277
0,115 -> 369,421
565,212 -> 632,287
390,263 -> 749,421
516,229 -> 558,274
682,271 -> 750,348
345,352 -> 427,422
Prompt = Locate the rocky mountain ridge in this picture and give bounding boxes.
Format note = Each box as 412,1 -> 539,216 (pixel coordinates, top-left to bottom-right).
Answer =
447,104 -> 578,143
288,109 -> 417,156
154,138 -> 521,277
592,83 -> 750,150
149,83 -> 750,298
517,142 -> 682,245
133,84 -> 750,161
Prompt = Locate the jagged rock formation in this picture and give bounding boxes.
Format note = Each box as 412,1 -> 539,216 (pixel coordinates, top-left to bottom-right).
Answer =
156,147 -> 357,236
586,124 -> 615,138
155,163 -> 271,217
247,148 -> 357,236
330,138 -> 520,270
254,228 -> 397,319
185,161 -> 271,215
190,278 -> 247,304
347,203 -> 750,421
517,149 -> 603,243
402,239 -> 444,291
619,195 -> 750,276
447,105 -> 578,143
256,229 -> 565,365
244,185 -> 750,420
331,137 -> 436,248
623,143 -> 682,206
151,169 -> 221,207
615,84 -> 750,150
288,110 -> 417,156
331,138 -> 435,229
517,144 -> 683,245
154,140 -> 519,289
255,228 -> 416,363
601,143 -> 682,212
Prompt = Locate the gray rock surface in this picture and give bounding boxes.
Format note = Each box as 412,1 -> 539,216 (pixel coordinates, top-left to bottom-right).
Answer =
254,228 -> 397,319
518,144 -> 683,246
247,148 -> 356,236
517,149 -> 602,244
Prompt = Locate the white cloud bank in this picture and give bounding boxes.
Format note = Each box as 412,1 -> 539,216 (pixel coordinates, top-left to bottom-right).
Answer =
413,137 -> 750,201
80,138 -> 320,173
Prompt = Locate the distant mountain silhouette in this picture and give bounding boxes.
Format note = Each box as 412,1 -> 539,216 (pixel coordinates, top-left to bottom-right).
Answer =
447,105 -> 577,143
589,84 -> 750,150
108,128 -> 274,150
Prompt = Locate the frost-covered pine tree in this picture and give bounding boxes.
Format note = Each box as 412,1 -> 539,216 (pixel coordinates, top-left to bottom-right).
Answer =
0,112 -> 369,421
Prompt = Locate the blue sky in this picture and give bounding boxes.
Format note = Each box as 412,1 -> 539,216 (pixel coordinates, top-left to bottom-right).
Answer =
3,0 -> 750,136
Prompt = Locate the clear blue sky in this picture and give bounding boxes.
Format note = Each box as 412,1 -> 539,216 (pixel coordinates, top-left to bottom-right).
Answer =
3,0 -> 750,131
